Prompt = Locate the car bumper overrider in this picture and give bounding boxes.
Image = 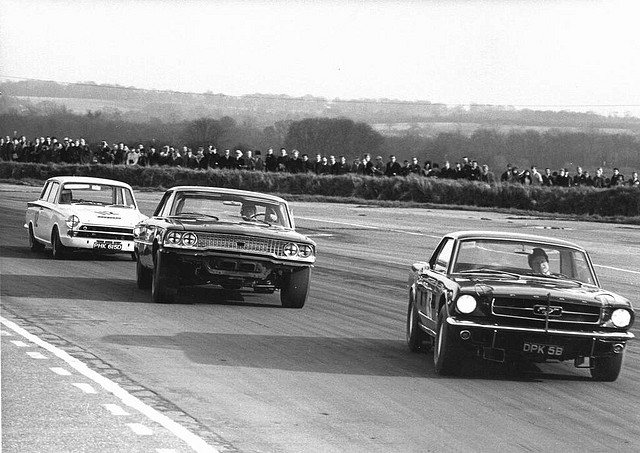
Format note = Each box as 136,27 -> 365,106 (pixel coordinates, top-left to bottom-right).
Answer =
444,316 -> 634,363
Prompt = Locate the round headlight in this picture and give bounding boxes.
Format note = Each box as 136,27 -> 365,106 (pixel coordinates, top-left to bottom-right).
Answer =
283,243 -> 299,257
456,295 -> 477,314
298,244 -> 314,258
166,231 -> 182,244
183,232 -> 198,246
611,309 -> 632,328
65,215 -> 80,229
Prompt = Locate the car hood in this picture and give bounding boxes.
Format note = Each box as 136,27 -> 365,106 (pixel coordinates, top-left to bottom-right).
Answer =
159,218 -> 315,244
453,275 -> 632,308
63,205 -> 147,226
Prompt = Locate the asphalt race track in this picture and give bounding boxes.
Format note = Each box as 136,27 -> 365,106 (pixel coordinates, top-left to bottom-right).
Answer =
2,183 -> 639,453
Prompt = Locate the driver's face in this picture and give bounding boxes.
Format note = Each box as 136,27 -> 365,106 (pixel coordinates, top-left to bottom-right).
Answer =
531,257 -> 549,274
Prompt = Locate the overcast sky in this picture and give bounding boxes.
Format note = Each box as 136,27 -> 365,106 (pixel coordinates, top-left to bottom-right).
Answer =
2,0 -> 639,114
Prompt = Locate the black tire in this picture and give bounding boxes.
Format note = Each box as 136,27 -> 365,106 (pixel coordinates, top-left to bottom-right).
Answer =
407,294 -> 428,352
433,308 -> 459,375
151,251 -> 177,304
136,255 -> 152,289
280,267 -> 310,308
51,228 -> 67,260
28,224 -> 45,252
590,352 -> 624,382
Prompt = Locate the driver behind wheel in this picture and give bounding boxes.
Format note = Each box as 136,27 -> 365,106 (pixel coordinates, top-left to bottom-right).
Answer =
240,203 -> 257,220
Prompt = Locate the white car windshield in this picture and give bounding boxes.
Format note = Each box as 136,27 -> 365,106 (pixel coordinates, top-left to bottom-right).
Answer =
451,239 -> 597,285
168,192 -> 291,228
60,183 -> 136,208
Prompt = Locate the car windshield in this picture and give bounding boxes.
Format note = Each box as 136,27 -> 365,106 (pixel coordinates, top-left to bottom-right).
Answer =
60,183 -> 136,208
168,191 -> 291,228
451,239 -> 597,285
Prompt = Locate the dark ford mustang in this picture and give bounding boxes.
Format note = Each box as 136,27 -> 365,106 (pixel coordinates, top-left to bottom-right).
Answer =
134,186 -> 316,307
407,231 -> 635,381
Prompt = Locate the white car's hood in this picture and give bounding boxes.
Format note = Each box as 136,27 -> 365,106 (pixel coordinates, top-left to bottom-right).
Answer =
63,205 -> 147,226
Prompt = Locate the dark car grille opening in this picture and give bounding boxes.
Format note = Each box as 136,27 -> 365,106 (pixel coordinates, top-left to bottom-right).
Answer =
75,225 -> 133,241
492,297 -> 601,325
197,233 -> 288,256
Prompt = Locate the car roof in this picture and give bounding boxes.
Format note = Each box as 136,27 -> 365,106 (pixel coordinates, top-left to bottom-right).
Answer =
167,186 -> 288,204
445,230 -> 585,251
47,176 -> 133,188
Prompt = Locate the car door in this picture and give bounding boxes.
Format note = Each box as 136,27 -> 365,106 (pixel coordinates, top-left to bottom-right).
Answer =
33,181 -> 60,243
415,238 -> 455,333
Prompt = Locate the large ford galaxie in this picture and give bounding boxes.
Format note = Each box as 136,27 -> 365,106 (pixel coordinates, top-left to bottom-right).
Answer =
134,186 -> 316,307
407,231 -> 635,381
25,176 -> 148,259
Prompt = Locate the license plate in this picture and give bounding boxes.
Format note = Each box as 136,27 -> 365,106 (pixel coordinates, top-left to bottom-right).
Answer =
94,241 -> 123,251
523,342 -> 563,357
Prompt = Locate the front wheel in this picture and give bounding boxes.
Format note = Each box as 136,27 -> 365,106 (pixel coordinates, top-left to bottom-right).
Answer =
280,268 -> 310,308
151,252 -> 177,303
51,228 -> 67,260
590,352 -> 624,382
136,255 -> 152,289
433,308 -> 459,375
28,225 -> 45,252
406,295 -> 428,352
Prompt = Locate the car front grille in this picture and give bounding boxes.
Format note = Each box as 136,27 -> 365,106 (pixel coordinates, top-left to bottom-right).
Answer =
196,233 -> 287,256
75,225 -> 134,241
492,296 -> 601,324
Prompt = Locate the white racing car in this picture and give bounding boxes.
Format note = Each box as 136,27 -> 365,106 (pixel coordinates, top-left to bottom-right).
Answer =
25,176 -> 148,259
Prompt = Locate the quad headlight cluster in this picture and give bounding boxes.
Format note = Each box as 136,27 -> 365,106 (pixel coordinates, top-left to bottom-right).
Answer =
165,231 -> 198,247
284,243 -> 315,259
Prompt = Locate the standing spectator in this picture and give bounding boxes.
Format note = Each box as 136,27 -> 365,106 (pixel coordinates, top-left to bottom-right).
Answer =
530,166 -> 543,185
232,149 -> 246,170
408,157 -> 421,175
520,169 -> 533,185
542,168 -> 554,186
609,168 -> 625,187
384,155 -> 402,177
218,149 -> 233,169
592,167 -> 606,188
146,146 -> 160,166
628,171 -> 639,186
312,153 -> 323,174
77,138 -> 92,164
357,153 -> 374,176
301,153 -> 311,173
555,168 -> 571,187
480,164 -> 496,184
126,145 -> 140,165
254,150 -> 264,171
286,149 -> 304,173
244,150 -> 256,171
169,147 -> 184,167
277,148 -> 289,172
317,156 -> 332,175
500,164 -> 514,183
572,166 -> 588,186
373,156 -> 385,176
185,148 -> 198,168
468,160 -> 481,181
439,161 -> 455,179
400,160 -> 411,176
264,148 -> 278,172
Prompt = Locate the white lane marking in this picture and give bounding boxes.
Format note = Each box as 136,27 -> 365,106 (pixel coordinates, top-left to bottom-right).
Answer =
103,404 -> 130,416
50,367 -> 72,376
1,316 -> 219,453
298,216 -> 441,238
11,340 -> 28,347
127,423 -> 154,436
72,383 -> 97,394
26,351 -> 47,359
594,264 -> 640,275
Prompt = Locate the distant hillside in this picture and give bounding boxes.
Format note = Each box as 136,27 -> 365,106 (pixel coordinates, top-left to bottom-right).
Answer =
2,79 -> 640,137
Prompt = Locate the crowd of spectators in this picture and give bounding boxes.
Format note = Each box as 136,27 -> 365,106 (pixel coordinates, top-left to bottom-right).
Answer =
2,134 -> 638,189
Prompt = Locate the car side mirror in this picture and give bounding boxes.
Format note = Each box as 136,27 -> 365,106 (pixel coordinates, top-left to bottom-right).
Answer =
411,261 -> 430,273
